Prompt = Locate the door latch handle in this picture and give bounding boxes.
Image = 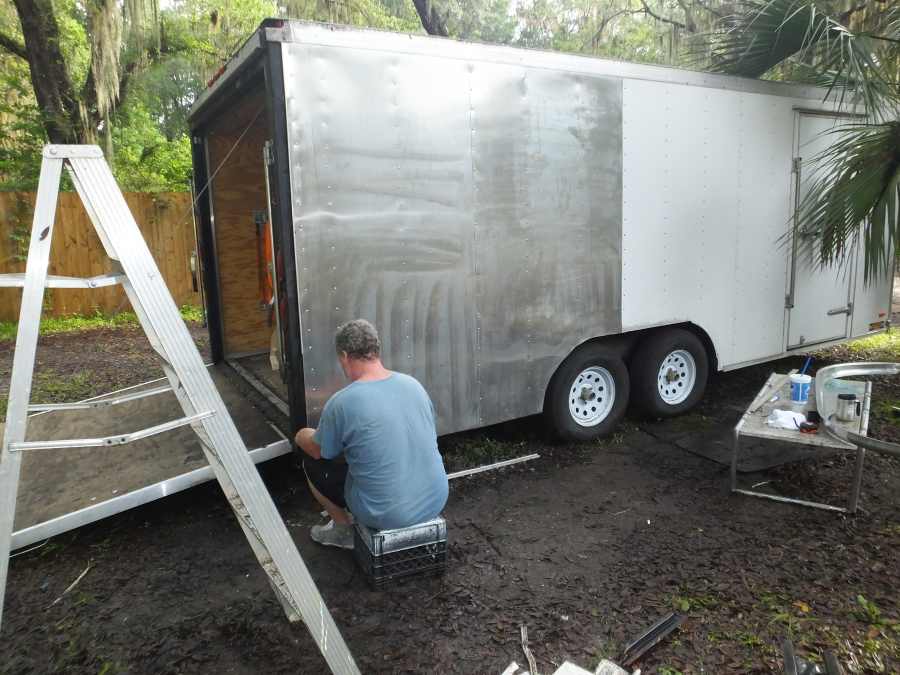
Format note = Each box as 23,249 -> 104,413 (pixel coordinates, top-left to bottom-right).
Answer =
827,303 -> 852,316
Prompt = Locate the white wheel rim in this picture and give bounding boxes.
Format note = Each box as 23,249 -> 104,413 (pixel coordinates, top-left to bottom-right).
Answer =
657,349 -> 696,405
568,367 -> 616,427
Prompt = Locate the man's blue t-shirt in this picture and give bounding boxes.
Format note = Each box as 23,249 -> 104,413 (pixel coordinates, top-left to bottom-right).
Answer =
313,372 -> 448,530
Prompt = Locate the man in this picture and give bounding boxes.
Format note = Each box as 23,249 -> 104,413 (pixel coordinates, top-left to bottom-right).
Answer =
295,319 -> 449,549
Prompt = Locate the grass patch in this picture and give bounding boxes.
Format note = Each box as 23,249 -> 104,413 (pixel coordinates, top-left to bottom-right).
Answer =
440,436 -> 529,473
0,306 -> 203,341
0,371 -> 97,417
824,330 -> 900,362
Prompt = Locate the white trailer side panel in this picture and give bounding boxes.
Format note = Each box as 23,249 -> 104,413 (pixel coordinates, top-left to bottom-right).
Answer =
621,79 -> 807,368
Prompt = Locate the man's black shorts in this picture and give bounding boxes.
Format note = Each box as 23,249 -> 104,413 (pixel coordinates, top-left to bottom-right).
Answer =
303,457 -> 348,508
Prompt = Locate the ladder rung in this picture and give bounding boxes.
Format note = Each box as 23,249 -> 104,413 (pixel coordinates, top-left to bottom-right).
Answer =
8,411 -> 213,452
0,273 -> 125,289
28,384 -> 173,412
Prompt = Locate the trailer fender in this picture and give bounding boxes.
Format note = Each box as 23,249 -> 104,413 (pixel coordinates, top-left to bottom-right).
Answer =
541,322 -> 719,410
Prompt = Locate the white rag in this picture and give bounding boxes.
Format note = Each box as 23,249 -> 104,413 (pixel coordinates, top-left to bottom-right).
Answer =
766,409 -> 806,430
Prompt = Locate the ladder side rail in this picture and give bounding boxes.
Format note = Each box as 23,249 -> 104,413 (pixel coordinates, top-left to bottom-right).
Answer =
144,335 -> 304,624
67,155 -> 360,675
103,260 -> 304,623
0,155 -> 65,626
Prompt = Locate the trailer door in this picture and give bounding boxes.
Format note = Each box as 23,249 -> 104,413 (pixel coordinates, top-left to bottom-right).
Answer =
786,113 -> 855,349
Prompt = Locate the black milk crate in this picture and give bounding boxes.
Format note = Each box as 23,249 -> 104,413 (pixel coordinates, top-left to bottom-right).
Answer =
354,517 -> 447,588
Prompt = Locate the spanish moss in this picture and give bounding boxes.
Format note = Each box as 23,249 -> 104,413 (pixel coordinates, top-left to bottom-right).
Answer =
87,0 -> 122,122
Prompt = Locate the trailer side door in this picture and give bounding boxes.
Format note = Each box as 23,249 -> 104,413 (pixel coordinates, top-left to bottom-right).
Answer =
786,112 -> 855,349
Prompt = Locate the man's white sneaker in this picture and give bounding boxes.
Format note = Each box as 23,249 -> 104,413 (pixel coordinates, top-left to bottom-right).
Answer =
310,519 -> 355,550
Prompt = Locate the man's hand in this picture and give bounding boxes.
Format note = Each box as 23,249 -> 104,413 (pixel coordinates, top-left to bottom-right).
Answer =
295,427 -> 322,459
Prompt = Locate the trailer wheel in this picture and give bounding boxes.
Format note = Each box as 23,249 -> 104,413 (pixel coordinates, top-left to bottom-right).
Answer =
630,328 -> 708,418
545,344 -> 629,441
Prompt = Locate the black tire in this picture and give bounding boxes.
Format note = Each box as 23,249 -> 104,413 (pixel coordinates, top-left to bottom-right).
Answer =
629,328 -> 709,418
544,343 -> 630,442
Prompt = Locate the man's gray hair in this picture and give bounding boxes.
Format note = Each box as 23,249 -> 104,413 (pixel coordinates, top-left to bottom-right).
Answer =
335,319 -> 381,360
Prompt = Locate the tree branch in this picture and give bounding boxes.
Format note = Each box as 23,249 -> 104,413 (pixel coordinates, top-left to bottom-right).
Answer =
839,0 -> 888,24
675,0 -> 697,32
412,0 -> 448,37
584,9 -> 643,50
0,30 -> 27,60
692,0 -> 725,19
638,0 -> 687,31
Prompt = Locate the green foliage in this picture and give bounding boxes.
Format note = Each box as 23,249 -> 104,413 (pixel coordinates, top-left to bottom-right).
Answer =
441,436 -> 528,472
111,101 -> 193,191
706,1 -> 894,116
0,0 -> 746,193
0,305 -> 203,341
854,595 -> 884,626
179,304 -> 204,322
0,57 -> 46,191
54,0 -> 92,87
0,370 -> 96,417
700,1 -> 900,285
658,667 -> 684,675
799,121 -> 900,283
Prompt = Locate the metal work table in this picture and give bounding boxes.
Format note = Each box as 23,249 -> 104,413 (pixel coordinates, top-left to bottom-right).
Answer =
731,371 -> 871,513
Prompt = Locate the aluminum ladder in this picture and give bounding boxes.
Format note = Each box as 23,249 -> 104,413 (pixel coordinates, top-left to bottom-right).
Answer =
0,145 -> 359,675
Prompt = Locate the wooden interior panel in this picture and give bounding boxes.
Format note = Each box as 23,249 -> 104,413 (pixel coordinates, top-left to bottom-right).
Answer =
207,91 -> 273,356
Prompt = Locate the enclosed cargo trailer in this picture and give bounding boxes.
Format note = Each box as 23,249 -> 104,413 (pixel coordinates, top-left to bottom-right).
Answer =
188,19 -> 894,442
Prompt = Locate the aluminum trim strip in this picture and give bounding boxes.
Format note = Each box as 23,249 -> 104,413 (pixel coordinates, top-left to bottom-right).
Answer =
447,453 -> 540,480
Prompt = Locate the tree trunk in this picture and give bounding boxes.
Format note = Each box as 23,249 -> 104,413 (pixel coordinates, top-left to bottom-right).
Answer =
11,0 -> 86,143
412,0 -> 449,37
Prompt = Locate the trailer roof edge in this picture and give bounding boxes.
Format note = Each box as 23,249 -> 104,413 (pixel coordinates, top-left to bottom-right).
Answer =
189,18 -> 851,129
270,20 -> 837,101
187,24 -> 271,127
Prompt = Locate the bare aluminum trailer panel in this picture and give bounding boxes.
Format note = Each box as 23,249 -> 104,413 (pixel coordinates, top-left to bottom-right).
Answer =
10,366 -> 290,550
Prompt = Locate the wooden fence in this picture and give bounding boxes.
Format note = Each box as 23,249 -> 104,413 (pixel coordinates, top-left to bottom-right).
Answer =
0,192 -> 200,321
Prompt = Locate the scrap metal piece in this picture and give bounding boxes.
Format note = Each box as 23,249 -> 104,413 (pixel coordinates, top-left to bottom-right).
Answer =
783,638 -> 844,675
448,454 -> 540,480
594,659 -> 630,675
816,362 -> 900,458
521,625 -> 539,675
620,613 -> 685,666
823,651 -> 845,675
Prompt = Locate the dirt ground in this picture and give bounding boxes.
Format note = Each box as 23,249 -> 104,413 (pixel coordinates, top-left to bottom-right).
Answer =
1,322 -> 899,675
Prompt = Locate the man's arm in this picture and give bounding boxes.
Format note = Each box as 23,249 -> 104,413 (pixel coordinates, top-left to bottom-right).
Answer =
295,427 -> 322,460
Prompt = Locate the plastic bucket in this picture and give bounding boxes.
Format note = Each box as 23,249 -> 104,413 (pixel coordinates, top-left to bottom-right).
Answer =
790,373 -> 812,404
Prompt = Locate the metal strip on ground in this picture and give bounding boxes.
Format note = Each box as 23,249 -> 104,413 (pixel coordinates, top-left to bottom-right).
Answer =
448,454 -> 540,480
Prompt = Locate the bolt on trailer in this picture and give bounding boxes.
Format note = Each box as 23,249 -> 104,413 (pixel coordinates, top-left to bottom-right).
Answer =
188,19 -> 894,442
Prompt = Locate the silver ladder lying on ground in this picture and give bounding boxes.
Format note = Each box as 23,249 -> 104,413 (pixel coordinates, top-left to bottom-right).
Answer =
0,145 -> 359,675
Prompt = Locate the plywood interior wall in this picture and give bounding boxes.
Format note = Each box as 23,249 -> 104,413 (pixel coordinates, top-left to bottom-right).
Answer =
207,91 -> 273,356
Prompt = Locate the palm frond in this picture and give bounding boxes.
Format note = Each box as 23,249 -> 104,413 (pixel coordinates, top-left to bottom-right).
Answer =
798,121 -> 900,283
704,0 -> 891,117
